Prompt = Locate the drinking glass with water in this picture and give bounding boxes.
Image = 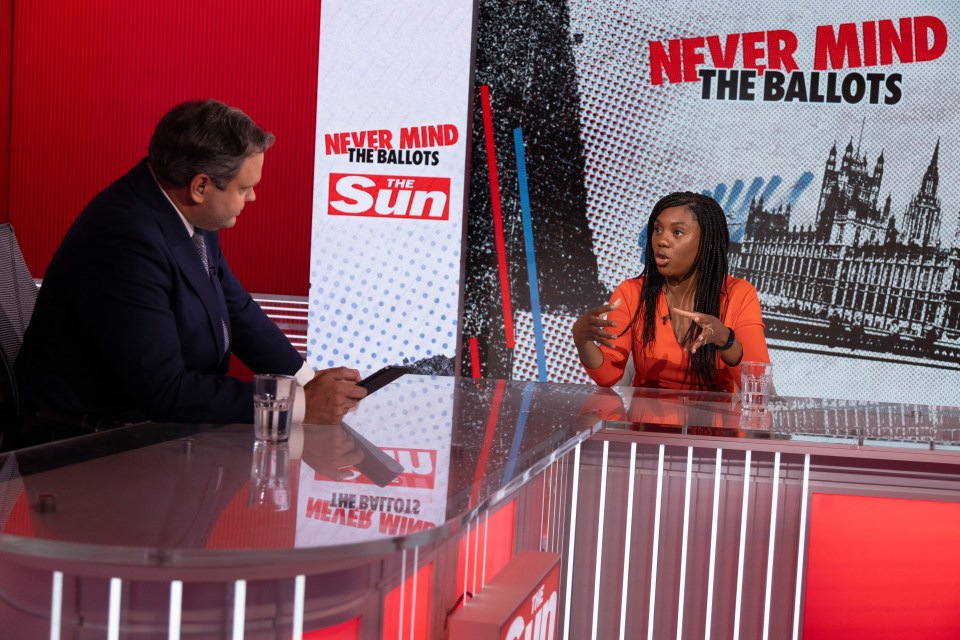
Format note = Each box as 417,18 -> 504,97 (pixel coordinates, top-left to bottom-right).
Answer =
740,361 -> 773,413
254,374 -> 297,442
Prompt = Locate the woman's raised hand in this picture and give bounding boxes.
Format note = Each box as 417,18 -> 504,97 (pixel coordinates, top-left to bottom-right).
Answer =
572,298 -> 622,348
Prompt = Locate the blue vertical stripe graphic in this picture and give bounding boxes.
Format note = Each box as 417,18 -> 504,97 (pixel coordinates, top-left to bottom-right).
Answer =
513,128 -> 548,382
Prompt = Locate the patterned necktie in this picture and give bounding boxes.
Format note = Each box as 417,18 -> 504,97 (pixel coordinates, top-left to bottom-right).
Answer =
192,231 -> 211,273
192,232 -> 230,354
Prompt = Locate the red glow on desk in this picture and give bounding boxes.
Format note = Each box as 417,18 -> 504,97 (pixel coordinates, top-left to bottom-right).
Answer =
804,493 -> 960,639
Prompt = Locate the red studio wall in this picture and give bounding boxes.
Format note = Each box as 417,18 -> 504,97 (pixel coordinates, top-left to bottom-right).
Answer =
3,0 -> 322,296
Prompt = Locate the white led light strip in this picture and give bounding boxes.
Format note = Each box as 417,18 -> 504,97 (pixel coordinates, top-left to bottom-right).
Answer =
108,577 -> 122,640
561,443 -> 582,640
49,571 -> 63,640
542,464 -> 549,552
556,456 -> 568,555
293,575 -> 306,640
232,580 -> 246,640
675,447 -> 693,640
482,510 -> 490,587
733,450 -> 752,640
705,448 -> 723,639
472,516 -> 479,596
168,580 -> 183,640
591,441 -> 610,639
398,548 -> 407,640
646,444 -> 665,640
792,454 -> 811,640
762,452 -> 782,640
462,520 -> 469,608
410,546 -> 420,640
618,442 -> 637,640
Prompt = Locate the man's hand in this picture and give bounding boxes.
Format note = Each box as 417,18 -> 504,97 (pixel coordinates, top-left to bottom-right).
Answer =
302,367 -> 367,425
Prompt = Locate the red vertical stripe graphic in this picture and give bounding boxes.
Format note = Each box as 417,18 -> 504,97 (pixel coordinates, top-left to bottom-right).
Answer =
479,84 -> 515,349
468,336 -> 481,378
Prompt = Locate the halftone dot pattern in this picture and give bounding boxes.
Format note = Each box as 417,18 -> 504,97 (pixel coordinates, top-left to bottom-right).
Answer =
510,310 -> 594,384
567,0 -> 736,291
307,218 -> 460,371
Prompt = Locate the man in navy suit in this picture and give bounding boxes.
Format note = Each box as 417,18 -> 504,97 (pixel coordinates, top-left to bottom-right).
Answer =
14,100 -> 365,443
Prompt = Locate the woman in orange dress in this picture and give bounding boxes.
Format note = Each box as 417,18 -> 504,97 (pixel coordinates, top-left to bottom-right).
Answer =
572,192 -> 770,392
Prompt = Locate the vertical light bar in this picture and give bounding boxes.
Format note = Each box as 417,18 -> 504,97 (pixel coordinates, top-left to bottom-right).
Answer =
762,452 -> 782,640
108,577 -> 122,640
49,571 -> 63,640
232,580 -> 246,640
292,574 -> 306,640
675,447 -> 694,640
618,443 -> 638,640
462,520 -> 470,603
168,580 -> 183,640
704,448 -> 724,640
561,443 -> 583,640
591,441 -> 611,639
472,515 -> 480,596
556,456 -> 568,554
398,549 -> 407,640
482,510 -> 490,587
410,546 -> 420,640
646,444 -> 666,640
542,464 -> 549,552
538,462 -> 553,551
792,455 -> 811,640
733,450 -> 753,640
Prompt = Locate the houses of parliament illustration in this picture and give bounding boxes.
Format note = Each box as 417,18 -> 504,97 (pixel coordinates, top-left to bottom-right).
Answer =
729,134 -> 960,367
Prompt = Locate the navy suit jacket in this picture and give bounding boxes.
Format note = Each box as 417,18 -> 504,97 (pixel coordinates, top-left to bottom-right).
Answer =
15,159 -> 304,424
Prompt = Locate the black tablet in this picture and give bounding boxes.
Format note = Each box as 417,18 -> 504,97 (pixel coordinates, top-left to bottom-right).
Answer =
358,365 -> 409,395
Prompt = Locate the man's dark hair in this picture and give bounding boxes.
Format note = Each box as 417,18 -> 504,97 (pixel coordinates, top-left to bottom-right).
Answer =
148,99 -> 275,190
619,191 -> 731,390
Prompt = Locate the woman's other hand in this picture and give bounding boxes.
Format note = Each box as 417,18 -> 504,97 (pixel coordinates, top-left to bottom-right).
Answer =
670,308 -> 728,354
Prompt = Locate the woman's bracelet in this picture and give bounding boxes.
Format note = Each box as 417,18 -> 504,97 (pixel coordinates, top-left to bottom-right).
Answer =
718,326 -> 736,351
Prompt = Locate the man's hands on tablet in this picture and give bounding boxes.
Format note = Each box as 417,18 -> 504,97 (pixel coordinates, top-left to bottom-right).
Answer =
302,367 -> 367,425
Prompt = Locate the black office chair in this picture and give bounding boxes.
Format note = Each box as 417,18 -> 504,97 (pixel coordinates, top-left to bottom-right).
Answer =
0,223 -> 38,449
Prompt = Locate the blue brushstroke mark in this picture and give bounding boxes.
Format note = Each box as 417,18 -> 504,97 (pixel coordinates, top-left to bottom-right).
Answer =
514,128 -> 548,382
760,175 -> 783,204
783,172 -> 814,207
704,173 -> 816,242
710,183 -> 727,205
723,179 -> 745,213
502,382 -> 535,483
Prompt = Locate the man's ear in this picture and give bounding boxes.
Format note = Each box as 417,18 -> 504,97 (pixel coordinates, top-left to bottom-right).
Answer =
189,174 -> 211,203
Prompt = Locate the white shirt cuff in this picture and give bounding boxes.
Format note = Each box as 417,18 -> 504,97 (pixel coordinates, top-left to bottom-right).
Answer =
288,361 -> 314,459
291,361 -> 314,424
